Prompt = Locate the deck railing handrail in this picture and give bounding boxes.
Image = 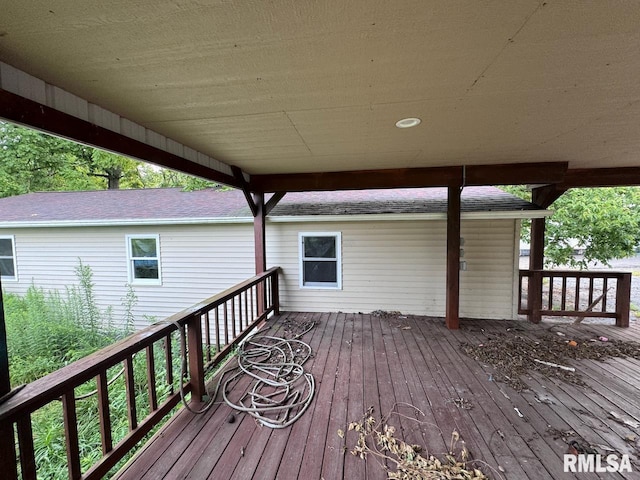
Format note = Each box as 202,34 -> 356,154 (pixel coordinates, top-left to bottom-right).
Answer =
518,269 -> 631,327
0,266 -> 280,480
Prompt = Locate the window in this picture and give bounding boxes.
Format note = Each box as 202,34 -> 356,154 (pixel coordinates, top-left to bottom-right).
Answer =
0,236 -> 17,281
127,235 -> 161,284
299,233 -> 341,289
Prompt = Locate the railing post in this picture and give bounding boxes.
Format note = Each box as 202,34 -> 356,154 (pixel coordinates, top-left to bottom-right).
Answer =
528,270 -> 543,324
616,273 -> 632,327
0,278 -> 19,480
0,421 -> 18,480
272,270 -> 280,316
187,314 -> 205,401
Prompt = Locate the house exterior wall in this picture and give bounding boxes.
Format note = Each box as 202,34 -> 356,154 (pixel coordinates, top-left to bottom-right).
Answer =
267,218 -> 518,320
2,224 -> 255,330
1,217 -> 519,330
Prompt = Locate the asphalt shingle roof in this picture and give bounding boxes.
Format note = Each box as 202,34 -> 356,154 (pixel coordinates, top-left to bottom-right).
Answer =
0,186 -> 538,224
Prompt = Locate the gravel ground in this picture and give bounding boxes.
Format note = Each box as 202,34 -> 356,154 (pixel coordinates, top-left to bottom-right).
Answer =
520,254 -> 640,323
591,255 -> 640,320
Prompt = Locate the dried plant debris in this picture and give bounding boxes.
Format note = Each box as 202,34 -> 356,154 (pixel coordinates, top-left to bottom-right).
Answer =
452,397 -> 473,410
278,316 -> 318,339
341,406 -> 494,480
461,332 -> 640,391
371,310 -> 404,318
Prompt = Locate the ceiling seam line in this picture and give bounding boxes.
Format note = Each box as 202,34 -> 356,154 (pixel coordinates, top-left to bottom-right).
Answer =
284,111 -> 313,155
465,0 -> 546,94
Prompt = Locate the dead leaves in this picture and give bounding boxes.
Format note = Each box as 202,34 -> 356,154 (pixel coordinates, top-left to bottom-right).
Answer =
460,332 -> 640,391
340,407 -> 492,479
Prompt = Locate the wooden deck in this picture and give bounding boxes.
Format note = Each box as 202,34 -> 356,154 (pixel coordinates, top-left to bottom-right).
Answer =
114,313 -> 640,480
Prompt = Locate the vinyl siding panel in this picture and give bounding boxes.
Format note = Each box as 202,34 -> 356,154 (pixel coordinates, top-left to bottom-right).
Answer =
267,219 -> 517,319
2,217 -> 518,331
4,225 -> 255,330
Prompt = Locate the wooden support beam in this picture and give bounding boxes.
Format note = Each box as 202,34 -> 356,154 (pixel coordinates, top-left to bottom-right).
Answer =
253,193 -> 267,317
531,184 -> 566,209
251,162 -> 568,192
528,218 -> 545,324
465,162 -> 568,186
253,193 -> 266,275
252,166 -> 462,192
446,184 -> 461,330
265,192 -> 286,215
562,167 -> 640,188
0,88 -> 242,189
526,184 -> 568,324
231,166 -> 257,216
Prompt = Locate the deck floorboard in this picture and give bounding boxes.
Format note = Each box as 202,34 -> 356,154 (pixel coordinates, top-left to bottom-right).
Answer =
114,314 -> 640,480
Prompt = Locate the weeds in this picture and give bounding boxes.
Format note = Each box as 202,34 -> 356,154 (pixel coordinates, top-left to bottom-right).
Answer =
3,260 -> 180,478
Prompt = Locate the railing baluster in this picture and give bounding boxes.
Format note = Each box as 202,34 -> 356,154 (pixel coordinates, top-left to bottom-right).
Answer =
588,277 -> 594,305
561,276 -> 567,311
602,277 -> 608,312
272,272 -> 280,315
548,275 -> 554,310
238,294 -> 243,331
244,290 -> 249,330
146,345 -> 158,411
204,311 -> 211,362
231,297 -> 237,338
265,275 -> 270,312
164,334 -> 174,394
124,356 -> 137,430
574,276 -> 581,310
214,307 -> 221,354
223,303 -> 229,346
17,415 -> 36,479
96,372 -> 112,454
250,285 -> 255,320
62,391 -> 82,480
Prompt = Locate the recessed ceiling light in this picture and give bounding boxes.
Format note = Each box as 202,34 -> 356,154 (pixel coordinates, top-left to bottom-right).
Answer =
395,117 -> 421,128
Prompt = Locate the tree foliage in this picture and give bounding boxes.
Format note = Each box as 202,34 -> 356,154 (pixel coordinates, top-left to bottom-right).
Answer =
502,185 -> 640,268
0,122 -> 220,197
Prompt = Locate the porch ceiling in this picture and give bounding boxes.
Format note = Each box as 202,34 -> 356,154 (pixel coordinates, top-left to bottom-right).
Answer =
1,2 -> 640,185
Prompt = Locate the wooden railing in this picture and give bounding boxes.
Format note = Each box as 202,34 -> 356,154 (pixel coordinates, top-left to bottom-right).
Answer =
518,269 -> 632,327
0,267 -> 280,480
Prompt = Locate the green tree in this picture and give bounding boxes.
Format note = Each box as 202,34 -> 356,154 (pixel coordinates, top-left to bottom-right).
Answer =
502,186 -> 640,268
0,122 -> 102,196
137,163 -> 221,191
0,122 -> 220,196
70,146 -> 144,190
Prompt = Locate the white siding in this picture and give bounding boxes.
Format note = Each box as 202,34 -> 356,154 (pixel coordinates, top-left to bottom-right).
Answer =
3,224 -> 255,330
267,218 -> 517,319
1,217 -> 519,331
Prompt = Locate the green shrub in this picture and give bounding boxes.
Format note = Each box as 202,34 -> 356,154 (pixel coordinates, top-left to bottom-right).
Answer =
3,260 -> 182,478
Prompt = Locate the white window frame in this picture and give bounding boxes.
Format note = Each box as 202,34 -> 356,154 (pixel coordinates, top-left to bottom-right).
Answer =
0,235 -> 17,282
299,232 -> 342,289
126,234 -> 162,285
